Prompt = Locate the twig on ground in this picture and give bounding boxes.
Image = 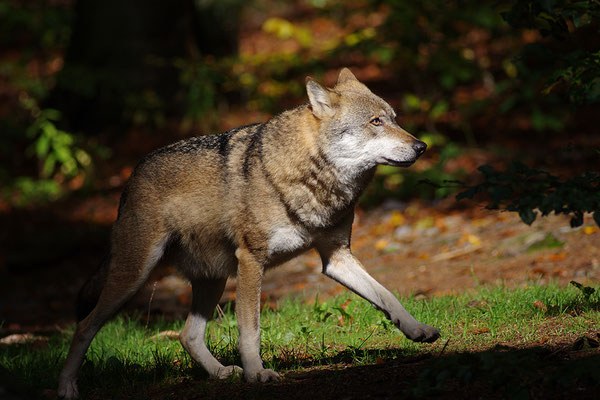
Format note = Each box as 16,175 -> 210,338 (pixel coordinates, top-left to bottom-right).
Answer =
438,339 -> 451,357
145,281 -> 157,336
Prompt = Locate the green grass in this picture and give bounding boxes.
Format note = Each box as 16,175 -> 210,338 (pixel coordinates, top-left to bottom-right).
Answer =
1,282 -> 599,399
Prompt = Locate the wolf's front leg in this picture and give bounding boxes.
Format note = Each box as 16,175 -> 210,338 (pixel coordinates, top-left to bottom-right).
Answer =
319,246 -> 440,343
234,247 -> 280,382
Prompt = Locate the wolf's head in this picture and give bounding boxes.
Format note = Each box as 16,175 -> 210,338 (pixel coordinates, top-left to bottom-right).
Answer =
306,68 -> 426,178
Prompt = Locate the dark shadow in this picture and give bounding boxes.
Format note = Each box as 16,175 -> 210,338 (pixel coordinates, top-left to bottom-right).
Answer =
0,198 -> 112,330
181,344 -> 600,400
75,343 -> 599,400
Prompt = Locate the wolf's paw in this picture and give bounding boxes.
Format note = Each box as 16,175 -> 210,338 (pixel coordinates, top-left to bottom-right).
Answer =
404,323 -> 440,343
245,368 -> 280,383
214,365 -> 243,379
57,379 -> 79,399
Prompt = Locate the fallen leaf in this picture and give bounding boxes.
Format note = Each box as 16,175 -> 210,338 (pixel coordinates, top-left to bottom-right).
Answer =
583,226 -> 598,235
376,357 -> 385,364
548,253 -> 566,262
148,330 -> 179,340
472,327 -> 489,335
340,299 -> 352,310
533,300 -> 547,312
539,337 -> 549,344
0,333 -> 46,345
414,216 -> 434,230
389,211 -> 405,226
375,239 -> 389,250
466,234 -> 481,246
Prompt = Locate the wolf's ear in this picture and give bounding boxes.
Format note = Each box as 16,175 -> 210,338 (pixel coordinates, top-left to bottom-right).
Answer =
337,67 -> 358,86
306,78 -> 336,119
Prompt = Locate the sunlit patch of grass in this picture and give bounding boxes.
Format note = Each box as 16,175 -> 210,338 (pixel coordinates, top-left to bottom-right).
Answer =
1,282 -> 598,398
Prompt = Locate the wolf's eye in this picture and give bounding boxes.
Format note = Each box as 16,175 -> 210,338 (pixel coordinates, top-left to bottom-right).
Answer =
370,117 -> 382,126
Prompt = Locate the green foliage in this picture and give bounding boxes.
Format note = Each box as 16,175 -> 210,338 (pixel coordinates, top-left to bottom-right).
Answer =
0,1 -> 96,206
375,0 -> 503,89
526,234 -> 564,252
0,97 -> 93,207
1,177 -> 62,206
502,0 -> 600,104
21,97 -> 91,179
0,0 -> 73,50
176,59 -> 221,127
457,162 -> 600,227
570,280 -> 597,302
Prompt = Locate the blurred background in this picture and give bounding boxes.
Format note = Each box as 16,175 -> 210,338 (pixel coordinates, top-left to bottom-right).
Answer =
1,0 -> 599,331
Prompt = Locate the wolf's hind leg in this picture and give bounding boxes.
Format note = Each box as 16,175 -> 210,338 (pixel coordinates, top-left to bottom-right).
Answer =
180,277 -> 242,379
58,232 -> 169,399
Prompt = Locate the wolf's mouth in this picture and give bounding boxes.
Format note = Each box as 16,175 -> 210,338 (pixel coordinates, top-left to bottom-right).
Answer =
383,158 -> 415,167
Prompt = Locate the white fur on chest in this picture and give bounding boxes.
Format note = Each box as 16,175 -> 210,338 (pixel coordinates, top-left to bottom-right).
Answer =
267,225 -> 309,257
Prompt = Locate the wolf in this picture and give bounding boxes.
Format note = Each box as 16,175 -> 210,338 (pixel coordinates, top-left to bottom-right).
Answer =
57,68 -> 440,398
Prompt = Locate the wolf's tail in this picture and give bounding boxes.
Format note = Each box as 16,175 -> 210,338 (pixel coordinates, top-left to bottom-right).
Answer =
76,253 -> 110,321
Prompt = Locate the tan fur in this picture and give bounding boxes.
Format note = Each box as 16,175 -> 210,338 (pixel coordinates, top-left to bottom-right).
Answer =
58,68 -> 439,398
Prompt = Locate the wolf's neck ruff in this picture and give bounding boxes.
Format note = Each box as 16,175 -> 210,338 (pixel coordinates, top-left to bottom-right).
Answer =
243,104 -> 371,230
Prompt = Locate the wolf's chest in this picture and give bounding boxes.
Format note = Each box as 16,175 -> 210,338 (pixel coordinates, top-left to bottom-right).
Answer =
266,225 -> 311,258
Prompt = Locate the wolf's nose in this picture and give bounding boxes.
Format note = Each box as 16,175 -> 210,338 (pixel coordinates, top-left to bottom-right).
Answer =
413,140 -> 427,156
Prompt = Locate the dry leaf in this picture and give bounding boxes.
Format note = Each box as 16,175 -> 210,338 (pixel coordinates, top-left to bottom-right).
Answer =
374,239 -> 389,250
472,327 -> 489,335
149,330 -> 180,340
466,234 -> 481,246
533,300 -> 547,312
0,333 -> 46,345
548,253 -> 566,262
340,299 -> 352,310
389,211 -> 405,226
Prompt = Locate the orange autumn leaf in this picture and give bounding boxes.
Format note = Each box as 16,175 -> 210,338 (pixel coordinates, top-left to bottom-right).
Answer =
389,210 -> 406,226
533,300 -> 547,312
548,253 -> 566,262
340,299 -> 352,310
375,239 -> 389,250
